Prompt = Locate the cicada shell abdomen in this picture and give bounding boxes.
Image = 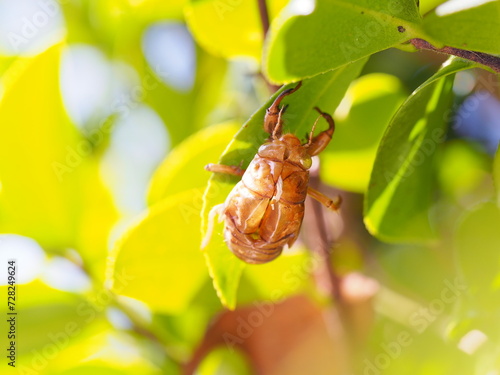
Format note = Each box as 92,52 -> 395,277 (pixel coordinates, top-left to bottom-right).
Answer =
222,138 -> 309,264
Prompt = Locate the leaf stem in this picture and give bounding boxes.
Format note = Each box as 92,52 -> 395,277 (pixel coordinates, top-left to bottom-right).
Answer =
410,38 -> 500,73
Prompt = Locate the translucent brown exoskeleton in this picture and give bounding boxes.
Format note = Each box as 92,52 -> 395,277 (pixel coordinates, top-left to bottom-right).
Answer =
203,82 -> 341,264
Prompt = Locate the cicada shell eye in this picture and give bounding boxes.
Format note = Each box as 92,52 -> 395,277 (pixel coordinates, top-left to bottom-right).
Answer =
300,155 -> 312,169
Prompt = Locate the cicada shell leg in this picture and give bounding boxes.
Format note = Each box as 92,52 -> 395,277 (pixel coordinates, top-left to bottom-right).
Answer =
205,163 -> 245,177
307,186 -> 342,212
201,203 -> 226,249
264,81 -> 302,137
306,107 -> 335,156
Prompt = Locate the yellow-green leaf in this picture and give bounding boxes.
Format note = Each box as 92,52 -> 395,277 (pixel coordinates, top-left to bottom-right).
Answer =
423,0 -> 500,55
111,189 -> 208,313
364,58 -> 476,242
148,122 -> 239,206
264,0 -> 423,83
321,73 -> 407,192
0,45 -> 82,248
0,45 -> 118,275
185,0 -> 288,61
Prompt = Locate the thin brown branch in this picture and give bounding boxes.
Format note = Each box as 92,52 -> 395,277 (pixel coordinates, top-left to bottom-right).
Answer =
410,38 -> 500,73
257,0 -> 270,37
305,172 -> 342,301
256,0 -> 281,93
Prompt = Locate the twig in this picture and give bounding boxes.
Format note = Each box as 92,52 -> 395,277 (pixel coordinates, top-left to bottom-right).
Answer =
256,0 -> 281,93
257,0 -> 270,37
410,38 -> 500,73
305,171 -> 342,300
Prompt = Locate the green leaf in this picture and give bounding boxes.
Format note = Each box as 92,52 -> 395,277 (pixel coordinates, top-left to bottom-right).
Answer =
0,45 -> 118,275
264,0 -> 423,83
321,73 -> 407,193
111,189 -> 208,313
201,59 -> 367,309
0,46 -> 111,254
0,281 -> 93,357
419,0 -> 448,15
76,157 -> 118,280
364,58 -> 476,242
455,201 -> 500,311
196,347 -> 252,375
132,0 -> 188,21
41,327 -> 168,375
148,122 -> 239,206
423,0 -> 500,55
0,45 -> 81,248
185,0 -> 288,61
494,144 -> 500,207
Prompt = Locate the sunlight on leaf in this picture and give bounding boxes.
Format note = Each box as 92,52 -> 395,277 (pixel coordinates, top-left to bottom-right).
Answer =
0,45 -> 117,276
196,347 -> 252,375
77,157 -> 118,281
419,0 -> 448,15
321,73 -> 407,192
364,58 -> 477,242
0,45 -> 82,249
111,189 -> 208,313
40,327 -> 167,375
264,0 -> 423,83
423,0 -> 500,54
148,122 -> 239,206
185,0 -> 288,61
131,0 -> 188,21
